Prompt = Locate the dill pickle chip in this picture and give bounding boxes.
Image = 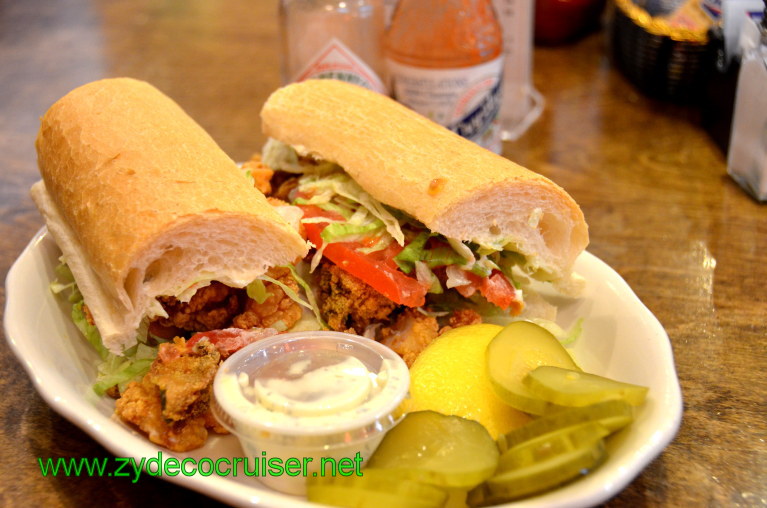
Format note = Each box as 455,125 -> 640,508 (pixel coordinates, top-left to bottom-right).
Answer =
486,321 -> 580,415
366,410 -> 499,488
467,439 -> 607,505
307,469 -> 448,508
496,400 -> 634,453
523,366 -> 649,407
497,421 -> 609,472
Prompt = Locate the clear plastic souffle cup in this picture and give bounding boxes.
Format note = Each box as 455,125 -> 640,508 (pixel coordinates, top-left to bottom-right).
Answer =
212,330 -> 410,495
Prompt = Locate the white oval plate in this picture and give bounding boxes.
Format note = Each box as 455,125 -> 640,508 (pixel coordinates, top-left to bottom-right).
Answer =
4,228 -> 682,507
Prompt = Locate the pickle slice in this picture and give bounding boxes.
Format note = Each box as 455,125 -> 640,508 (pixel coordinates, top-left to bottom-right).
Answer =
467,439 -> 607,505
307,469 -> 447,508
497,421 -> 609,472
366,410 -> 499,488
524,366 -> 649,407
496,400 -> 634,453
486,321 -> 580,415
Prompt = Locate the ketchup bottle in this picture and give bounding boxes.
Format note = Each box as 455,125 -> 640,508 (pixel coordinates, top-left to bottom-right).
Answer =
385,0 -> 504,153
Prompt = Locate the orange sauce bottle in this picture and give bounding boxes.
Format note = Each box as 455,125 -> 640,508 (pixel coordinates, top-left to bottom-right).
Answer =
385,0 -> 504,152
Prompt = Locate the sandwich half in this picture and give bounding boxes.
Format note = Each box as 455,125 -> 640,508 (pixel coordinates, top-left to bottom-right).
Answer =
32,78 -> 309,392
258,79 -> 589,364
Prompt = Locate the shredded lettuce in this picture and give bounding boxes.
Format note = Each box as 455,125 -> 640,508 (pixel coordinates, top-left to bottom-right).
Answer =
422,246 -> 466,270
293,196 -> 355,220
284,264 -> 327,329
297,173 -> 405,245
445,265 -> 472,289
50,259 -> 86,304
258,265 -> 326,329
71,301 -> 108,361
263,138 -> 342,174
414,261 -> 443,294
321,221 -> 384,244
469,255 -> 501,278
394,232 -> 430,273
246,279 -> 269,304
357,235 -> 393,255
71,300 -> 158,395
447,238 -> 476,266
529,317 -> 584,346
243,168 -> 255,186
93,356 -> 155,396
394,233 -> 467,275
51,260 -> 162,396
300,216 -> 344,225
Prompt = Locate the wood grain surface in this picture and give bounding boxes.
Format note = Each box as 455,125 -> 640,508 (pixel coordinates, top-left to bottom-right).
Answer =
1,1 -> 765,506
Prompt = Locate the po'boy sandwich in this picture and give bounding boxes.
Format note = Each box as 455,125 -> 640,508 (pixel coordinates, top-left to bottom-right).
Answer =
257,79 -> 589,365
31,78 -> 309,450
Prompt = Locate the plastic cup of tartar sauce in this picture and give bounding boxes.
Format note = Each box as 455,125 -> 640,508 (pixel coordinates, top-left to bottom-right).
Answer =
212,330 -> 410,495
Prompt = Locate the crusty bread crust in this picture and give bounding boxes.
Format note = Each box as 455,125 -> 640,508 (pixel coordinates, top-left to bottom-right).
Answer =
34,78 -> 308,353
261,79 -> 588,281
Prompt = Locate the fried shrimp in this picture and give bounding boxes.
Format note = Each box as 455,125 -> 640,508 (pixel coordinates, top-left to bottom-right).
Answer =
438,308 -> 483,334
232,267 -> 302,330
379,309 -> 439,367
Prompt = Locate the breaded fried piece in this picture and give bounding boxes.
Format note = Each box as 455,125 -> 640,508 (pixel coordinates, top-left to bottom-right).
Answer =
115,379 -> 209,452
157,281 -> 241,332
438,308 -> 482,335
149,339 -> 220,421
242,153 -> 274,195
272,174 -> 299,201
115,338 -> 223,452
317,262 -> 399,333
380,309 -> 439,367
232,267 -> 302,330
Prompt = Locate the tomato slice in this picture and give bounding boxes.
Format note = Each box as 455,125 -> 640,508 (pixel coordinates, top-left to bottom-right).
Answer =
187,328 -> 278,358
480,271 -> 523,314
297,204 -> 520,312
299,205 -> 427,307
455,270 -> 523,314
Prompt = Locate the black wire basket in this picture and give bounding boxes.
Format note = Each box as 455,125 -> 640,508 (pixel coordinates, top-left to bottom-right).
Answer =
609,0 -> 712,101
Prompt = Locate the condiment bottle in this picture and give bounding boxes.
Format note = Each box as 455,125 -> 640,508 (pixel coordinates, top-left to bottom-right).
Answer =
385,0 -> 504,153
279,0 -> 388,94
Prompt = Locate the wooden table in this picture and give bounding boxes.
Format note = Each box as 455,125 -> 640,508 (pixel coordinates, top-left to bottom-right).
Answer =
1,1 -> 764,506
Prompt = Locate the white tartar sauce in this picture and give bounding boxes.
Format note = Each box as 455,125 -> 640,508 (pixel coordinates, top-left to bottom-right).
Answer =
217,348 -> 397,432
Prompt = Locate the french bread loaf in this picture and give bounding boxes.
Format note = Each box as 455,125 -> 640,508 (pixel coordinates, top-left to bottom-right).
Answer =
260,79 -> 588,282
32,78 -> 308,354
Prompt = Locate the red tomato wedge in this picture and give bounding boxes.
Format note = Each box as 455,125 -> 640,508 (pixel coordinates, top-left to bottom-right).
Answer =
299,205 -> 428,307
187,328 -> 278,358
455,270 -> 523,314
480,271 -> 523,314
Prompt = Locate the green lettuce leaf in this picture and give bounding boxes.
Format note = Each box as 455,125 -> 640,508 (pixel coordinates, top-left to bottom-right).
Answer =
246,279 -> 269,304
395,233 -> 466,274
52,260 -> 160,396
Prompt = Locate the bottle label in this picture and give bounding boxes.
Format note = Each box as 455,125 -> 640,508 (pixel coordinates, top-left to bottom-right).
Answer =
294,38 -> 387,94
387,56 -> 504,153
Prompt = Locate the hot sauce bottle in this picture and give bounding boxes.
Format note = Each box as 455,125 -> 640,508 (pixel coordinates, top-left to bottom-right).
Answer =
279,0 -> 388,94
385,0 -> 504,153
